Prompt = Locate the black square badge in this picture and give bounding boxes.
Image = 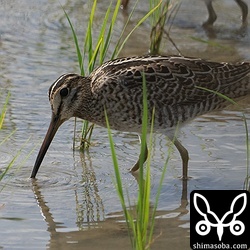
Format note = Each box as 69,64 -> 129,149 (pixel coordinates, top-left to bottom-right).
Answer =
190,190 -> 250,250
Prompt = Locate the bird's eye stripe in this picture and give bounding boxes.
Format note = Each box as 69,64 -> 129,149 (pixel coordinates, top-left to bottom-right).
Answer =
49,74 -> 78,100
49,74 -> 68,99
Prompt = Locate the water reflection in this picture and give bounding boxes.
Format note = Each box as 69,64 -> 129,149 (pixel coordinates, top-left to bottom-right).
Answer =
74,152 -> 105,228
32,167 -> 189,249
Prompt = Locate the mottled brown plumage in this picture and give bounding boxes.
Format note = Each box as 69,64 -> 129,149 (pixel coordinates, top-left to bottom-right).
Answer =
31,55 -> 250,178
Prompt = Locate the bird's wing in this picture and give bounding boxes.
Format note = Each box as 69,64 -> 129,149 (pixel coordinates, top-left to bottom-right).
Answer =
90,56 -> 250,105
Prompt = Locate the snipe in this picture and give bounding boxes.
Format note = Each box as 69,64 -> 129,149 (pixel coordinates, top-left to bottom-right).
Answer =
31,55 -> 250,179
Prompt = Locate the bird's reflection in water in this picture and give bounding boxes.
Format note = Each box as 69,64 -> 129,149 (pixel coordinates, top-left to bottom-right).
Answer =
74,151 -> 105,229
31,152 -> 189,249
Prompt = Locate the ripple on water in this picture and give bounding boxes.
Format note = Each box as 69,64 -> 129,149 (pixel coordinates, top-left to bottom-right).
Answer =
0,167 -> 78,191
0,152 -> 13,165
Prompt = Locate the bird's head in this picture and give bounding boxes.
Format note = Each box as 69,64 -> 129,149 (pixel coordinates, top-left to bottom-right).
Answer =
49,73 -> 86,122
31,73 -> 90,178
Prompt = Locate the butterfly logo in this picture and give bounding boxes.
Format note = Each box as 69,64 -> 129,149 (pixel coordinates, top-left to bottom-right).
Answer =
193,193 -> 247,241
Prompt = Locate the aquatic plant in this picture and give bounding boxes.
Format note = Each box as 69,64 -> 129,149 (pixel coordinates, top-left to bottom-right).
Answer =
0,92 -> 11,181
0,91 -> 10,130
105,75 -> 172,249
149,0 -> 181,54
64,0 -> 161,150
0,92 -> 35,187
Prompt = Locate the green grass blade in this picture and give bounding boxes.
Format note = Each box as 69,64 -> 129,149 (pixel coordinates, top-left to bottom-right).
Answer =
0,156 -> 16,182
137,73 -> 149,248
243,116 -> 250,190
190,36 -> 232,51
104,108 -> 125,206
97,1 -> 112,63
84,0 -> 97,69
88,37 -> 103,71
0,91 -> 10,129
148,136 -> 174,244
63,8 -> 84,75
101,0 -> 121,61
0,137 -> 36,190
104,108 -> 135,247
111,0 -> 139,58
0,130 -> 16,147
143,108 -> 156,248
149,1 -> 170,54
195,86 -> 239,105
196,86 -> 250,190
113,1 -> 162,57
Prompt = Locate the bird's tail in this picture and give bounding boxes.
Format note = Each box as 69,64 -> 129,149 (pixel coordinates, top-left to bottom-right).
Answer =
222,72 -> 250,101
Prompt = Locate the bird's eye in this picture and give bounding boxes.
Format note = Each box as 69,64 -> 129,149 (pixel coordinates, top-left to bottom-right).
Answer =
60,88 -> 69,97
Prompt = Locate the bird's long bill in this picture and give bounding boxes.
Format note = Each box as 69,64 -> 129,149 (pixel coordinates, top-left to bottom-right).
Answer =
30,113 -> 62,178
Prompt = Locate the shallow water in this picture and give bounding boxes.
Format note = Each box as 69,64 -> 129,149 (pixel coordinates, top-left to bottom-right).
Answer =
0,0 -> 250,249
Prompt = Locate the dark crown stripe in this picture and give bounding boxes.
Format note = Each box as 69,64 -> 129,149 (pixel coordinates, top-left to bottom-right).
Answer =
48,73 -> 77,99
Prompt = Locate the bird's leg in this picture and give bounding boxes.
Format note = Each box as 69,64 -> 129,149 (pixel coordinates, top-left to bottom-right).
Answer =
130,137 -> 148,172
203,0 -> 217,27
121,0 -> 130,9
235,0 -> 248,27
172,139 -> 189,180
